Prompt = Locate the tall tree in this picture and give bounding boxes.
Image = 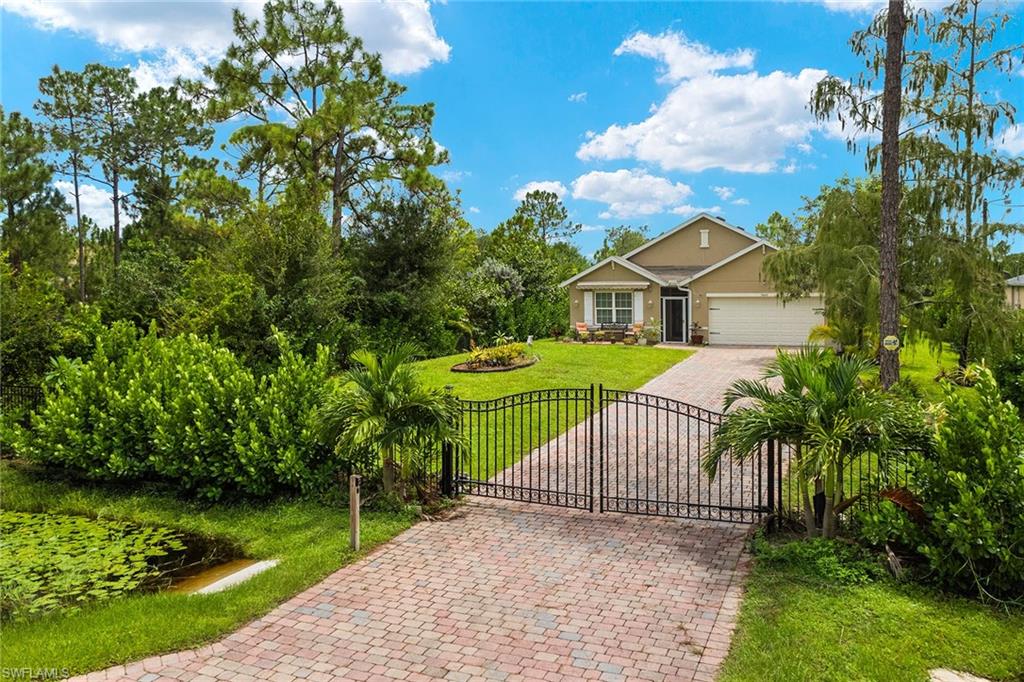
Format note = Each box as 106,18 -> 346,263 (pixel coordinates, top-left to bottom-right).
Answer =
350,191 -> 475,354
813,0 -> 1024,371
0,108 -> 72,279
81,64 -> 137,268
593,225 -> 648,261
36,67 -> 92,300
128,85 -> 213,241
754,212 -> 802,248
515,190 -> 581,243
878,0 -> 907,388
196,0 -> 444,239
901,0 -> 1024,367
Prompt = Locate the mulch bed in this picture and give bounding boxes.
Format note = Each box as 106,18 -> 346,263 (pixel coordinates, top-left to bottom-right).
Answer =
450,356 -> 538,373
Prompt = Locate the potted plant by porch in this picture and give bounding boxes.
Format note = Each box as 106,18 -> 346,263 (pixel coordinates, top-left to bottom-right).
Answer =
690,322 -> 704,345
640,318 -> 662,346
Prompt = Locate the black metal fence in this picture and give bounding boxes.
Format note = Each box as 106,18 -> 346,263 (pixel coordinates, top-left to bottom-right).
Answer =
437,385 -> 919,529
774,443 -> 916,529
1,384 -> 43,416
596,388 -> 772,523
450,388 -> 595,510
442,385 -> 775,524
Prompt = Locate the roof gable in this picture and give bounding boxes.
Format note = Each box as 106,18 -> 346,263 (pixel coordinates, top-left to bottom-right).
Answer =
680,240 -> 775,285
622,213 -> 758,262
559,256 -> 667,288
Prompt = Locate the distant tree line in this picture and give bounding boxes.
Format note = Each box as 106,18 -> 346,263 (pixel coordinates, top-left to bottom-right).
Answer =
0,0 -> 593,383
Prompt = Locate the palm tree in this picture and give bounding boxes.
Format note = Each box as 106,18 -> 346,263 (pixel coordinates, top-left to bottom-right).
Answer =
704,347 -> 918,538
319,343 -> 462,498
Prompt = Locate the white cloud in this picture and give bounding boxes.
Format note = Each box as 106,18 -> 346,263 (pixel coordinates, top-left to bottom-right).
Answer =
998,125 -> 1024,156
577,30 -> 829,174
571,169 -> 693,219
614,30 -> 754,83
130,47 -> 211,91
712,185 -> 750,206
4,0 -> 450,89
580,224 -> 609,232
711,185 -> 735,201
514,180 -> 568,201
442,169 -> 471,183
568,91 -> 588,103
671,204 -> 722,217
54,181 -> 115,230
468,206 -> 481,214
818,0 -> 885,14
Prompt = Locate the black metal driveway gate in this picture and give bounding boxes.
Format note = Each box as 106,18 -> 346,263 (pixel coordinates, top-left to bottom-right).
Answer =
442,386 -> 779,525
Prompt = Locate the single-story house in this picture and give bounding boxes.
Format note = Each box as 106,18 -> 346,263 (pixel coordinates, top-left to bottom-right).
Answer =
1008,275 -> 1024,309
560,213 -> 824,345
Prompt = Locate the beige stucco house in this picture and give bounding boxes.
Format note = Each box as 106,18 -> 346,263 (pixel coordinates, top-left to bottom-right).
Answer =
560,214 -> 824,345
1008,275 -> 1024,309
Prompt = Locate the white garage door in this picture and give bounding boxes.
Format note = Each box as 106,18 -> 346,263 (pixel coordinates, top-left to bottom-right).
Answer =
708,295 -> 823,346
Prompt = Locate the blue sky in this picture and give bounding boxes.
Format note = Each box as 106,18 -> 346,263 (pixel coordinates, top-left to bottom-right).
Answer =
2,0 -> 1022,256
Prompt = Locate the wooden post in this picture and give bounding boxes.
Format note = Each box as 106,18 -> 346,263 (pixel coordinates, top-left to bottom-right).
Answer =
349,474 -> 361,551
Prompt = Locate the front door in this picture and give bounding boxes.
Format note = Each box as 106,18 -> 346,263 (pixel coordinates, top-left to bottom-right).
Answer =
663,298 -> 687,342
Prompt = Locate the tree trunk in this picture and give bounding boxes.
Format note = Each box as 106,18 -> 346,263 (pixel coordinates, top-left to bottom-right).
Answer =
822,494 -> 836,539
795,443 -> 817,538
112,167 -> 121,268
956,0 -> 980,371
382,446 -> 396,496
878,0 -> 907,389
331,132 -> 346,250
957,326 -> 971,369
73,159 -> 85,302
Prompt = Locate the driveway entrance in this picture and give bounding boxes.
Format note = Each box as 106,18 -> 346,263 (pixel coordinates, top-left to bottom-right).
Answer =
76,348 -> 775,682
448,348 -> 783,525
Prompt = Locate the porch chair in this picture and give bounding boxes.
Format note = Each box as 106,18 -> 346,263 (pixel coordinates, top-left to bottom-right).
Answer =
625,322 -> 644,338
574,322 -> 591,341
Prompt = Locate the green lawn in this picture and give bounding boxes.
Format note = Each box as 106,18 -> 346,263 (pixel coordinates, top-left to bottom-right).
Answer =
900,337 -> 962,403
720,551 -> 1024,682
416,339 -> 692,399
0,463 -> 415,677
416,340 -> 693,478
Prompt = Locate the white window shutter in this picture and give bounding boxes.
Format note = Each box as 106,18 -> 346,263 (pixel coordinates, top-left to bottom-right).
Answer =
583,291 -> 594,324
634,291 -> 645,323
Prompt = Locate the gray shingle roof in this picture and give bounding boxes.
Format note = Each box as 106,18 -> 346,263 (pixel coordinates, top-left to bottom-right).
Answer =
1008,275 -> 1024,286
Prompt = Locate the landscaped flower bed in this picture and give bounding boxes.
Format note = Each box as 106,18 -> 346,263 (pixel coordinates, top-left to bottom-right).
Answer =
451,342 -> 538,373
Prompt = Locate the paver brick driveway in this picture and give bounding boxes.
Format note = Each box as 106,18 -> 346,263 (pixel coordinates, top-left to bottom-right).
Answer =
76,347 -> 775,682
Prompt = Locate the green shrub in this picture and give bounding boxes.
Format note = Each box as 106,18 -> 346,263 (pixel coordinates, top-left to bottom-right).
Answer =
10,323 -> 338,499
751,534 -> 885,586
868,368 -> 1024,601
467,342 -> 528,368
995,352 -> 1024,413
0,258 -> 103,383
0,511 -> 185,621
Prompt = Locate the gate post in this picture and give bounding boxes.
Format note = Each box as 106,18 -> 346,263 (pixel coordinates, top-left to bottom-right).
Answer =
588,384 -> 595,512
441,441 -> 454,498
776,439 -> 784,523
441,384 -> 456,498
766,439 -> 776,532
597,384 -> 604,513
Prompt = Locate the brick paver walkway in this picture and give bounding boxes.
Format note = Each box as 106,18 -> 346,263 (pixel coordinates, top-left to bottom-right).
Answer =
639,347 -> 777,409
75,347 -> 775,682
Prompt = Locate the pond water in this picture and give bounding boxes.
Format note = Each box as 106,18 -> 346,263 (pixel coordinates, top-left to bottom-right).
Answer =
168,558 -> 260,594
0,512 -> 244,621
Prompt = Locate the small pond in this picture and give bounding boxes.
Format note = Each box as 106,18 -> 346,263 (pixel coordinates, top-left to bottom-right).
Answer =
0,511 -> 243,621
